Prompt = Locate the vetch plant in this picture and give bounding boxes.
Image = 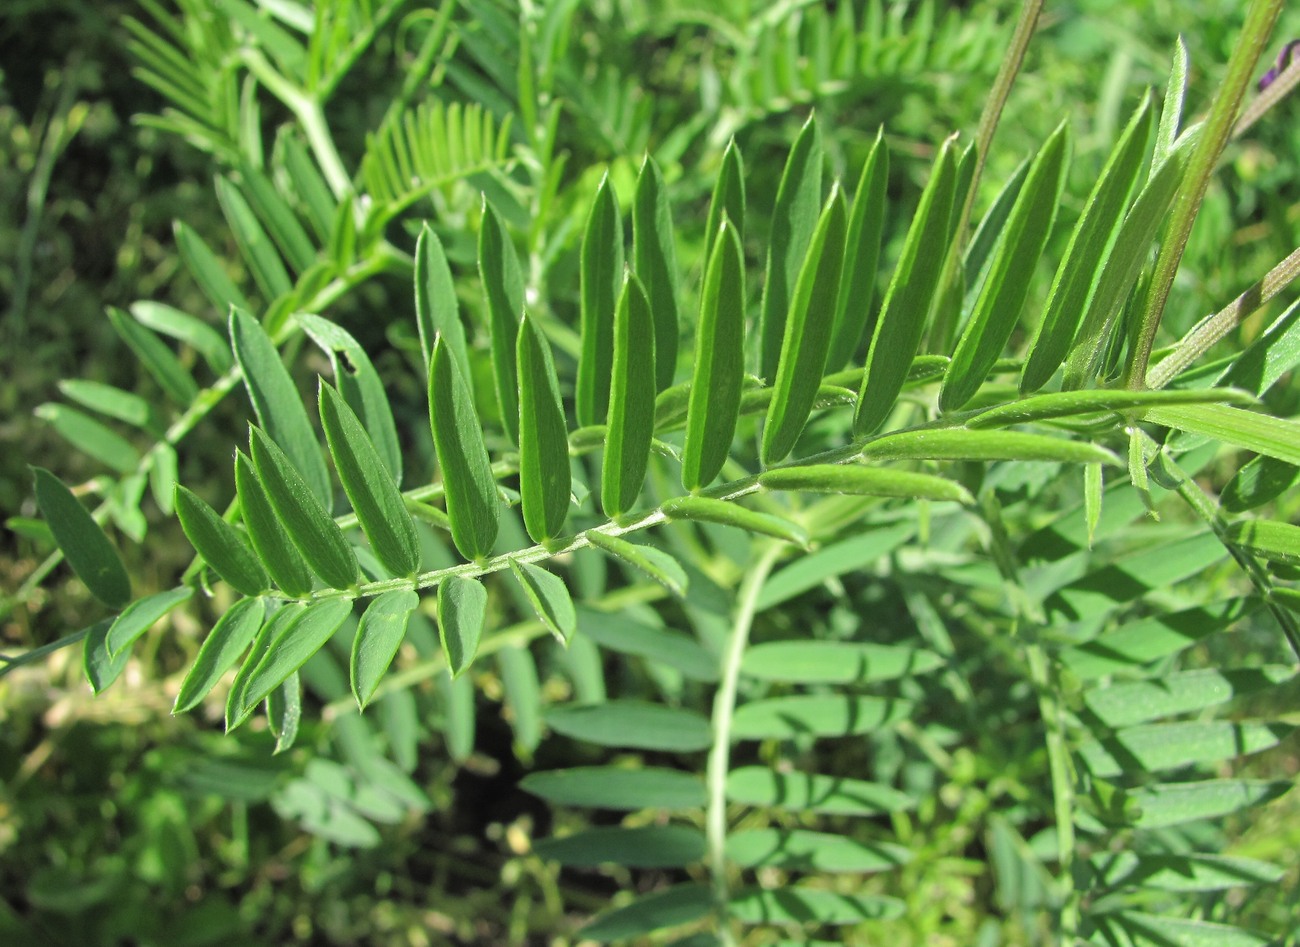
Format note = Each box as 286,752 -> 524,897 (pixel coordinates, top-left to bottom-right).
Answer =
6,0 -> 1300,942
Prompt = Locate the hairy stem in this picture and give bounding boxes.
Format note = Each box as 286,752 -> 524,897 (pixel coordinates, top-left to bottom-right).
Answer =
1125,0 -> 1283,388
706,542 -> 784,946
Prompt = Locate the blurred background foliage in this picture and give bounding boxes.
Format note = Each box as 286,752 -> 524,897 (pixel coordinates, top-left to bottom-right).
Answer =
2,0 -> 1298,944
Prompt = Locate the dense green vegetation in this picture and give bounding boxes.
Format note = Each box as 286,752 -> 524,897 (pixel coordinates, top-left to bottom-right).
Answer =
3,1 -> 1299,944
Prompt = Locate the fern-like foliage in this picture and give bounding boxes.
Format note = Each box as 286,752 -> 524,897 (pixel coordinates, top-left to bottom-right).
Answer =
14,2 -> 1300,943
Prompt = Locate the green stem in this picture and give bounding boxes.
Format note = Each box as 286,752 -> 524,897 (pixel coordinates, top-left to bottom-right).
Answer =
1146,242 -> 1300,388
705,542 -> 784,946
1027,642 -> 1079,935
1125,0 -> 1283,389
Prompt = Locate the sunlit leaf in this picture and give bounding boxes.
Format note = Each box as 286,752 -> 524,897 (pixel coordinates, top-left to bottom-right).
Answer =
602,274 -> 657,518
234,449 -> 314,598
661,496 -> 807,547
516,313 -> 571,542
174,597 -> 267,713
632,155 -> 679,391
760,463 -> 973,503
828,129 -> 888,372
351,590 -> 419,710
478,199 -> 524,443
240,598 -> 353,712
437,575 -> 487,677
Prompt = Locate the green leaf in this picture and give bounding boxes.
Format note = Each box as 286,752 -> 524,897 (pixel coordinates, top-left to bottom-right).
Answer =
226,603 -> 298,732
726,766 -> 915,815
535,826 -> 705,868
350,590 -> 419,710
1022,98 -> 1153,392
299,314 -> 403,484
267,672 -> 301,755
240,598 -> 353,712
516,312 -> 571,543
521,766 -> 706,810
731,695 -> 911,740
174,597 -> 266,713
759,114 -> 824,380
827,129 -> 888,372
602,274 -> 657,518
105,585 -> 193,656
437,576 -> 487,677
1222,455 -> 1300,512
215,176 -> 292,301
632,155 -> 680,391
1145,404 -> 1300,466
509,560 -> 576,644
726,829 -> 910,873
249,427 -> 359,591
575,606 -> 718,682
441,668 -> 476,763
1129,779 -> 1291,829
82,618 -> 128,694
742,642 -> 942,683
129,301 -> 232,374
1154,37 -> 1190,168
546,701 -> 712,751
1091,852 -> 1283,892
942,122 -> 1070,411
1084,666 -> 1296,728
234,163 -> 317,273
855,136 -> 958,435
318,383 -> 419,578
31,466 -> 130,608
859,428 -> 1121,466
414,223 -> 470,381
967,387 -> 1256,429
430,337 -> 500,560
1225,518 -> 1300,566
234,450 -> 314,598
57,380 -> 159,432
1082,721 -> 1291,777
757,522 -> 914,610
577,173 -> 624,427
175,486 -> 270,597
729,887 -> 904,925
661,496 -> 807,547
174,220 -> 252,315
1113,913 -> 1270,947
760,464 -> 973,503
230,307 -> 332,508
579,884 -> 712,943
1217,296 -> 1300,396
762,183 -> 847,464
478,200 -> 524,443
964,157 -> 1031,295
35,403 -> 141,474
1062,127 -> 1198,388
704,138 -> 745,262
488,648 -> 538,761
585,533 -> 688,597
682,217 -> 745,490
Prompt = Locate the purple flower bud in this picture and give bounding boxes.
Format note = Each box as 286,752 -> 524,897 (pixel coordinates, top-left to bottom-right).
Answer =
1259,39 -> 1300,91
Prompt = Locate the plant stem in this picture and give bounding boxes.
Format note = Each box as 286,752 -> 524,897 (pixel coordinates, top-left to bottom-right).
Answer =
705,542 -> 783,947
1027,642 -> 1079,935
1146,243 -> 1300,388
1125,0 -> 1284,389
